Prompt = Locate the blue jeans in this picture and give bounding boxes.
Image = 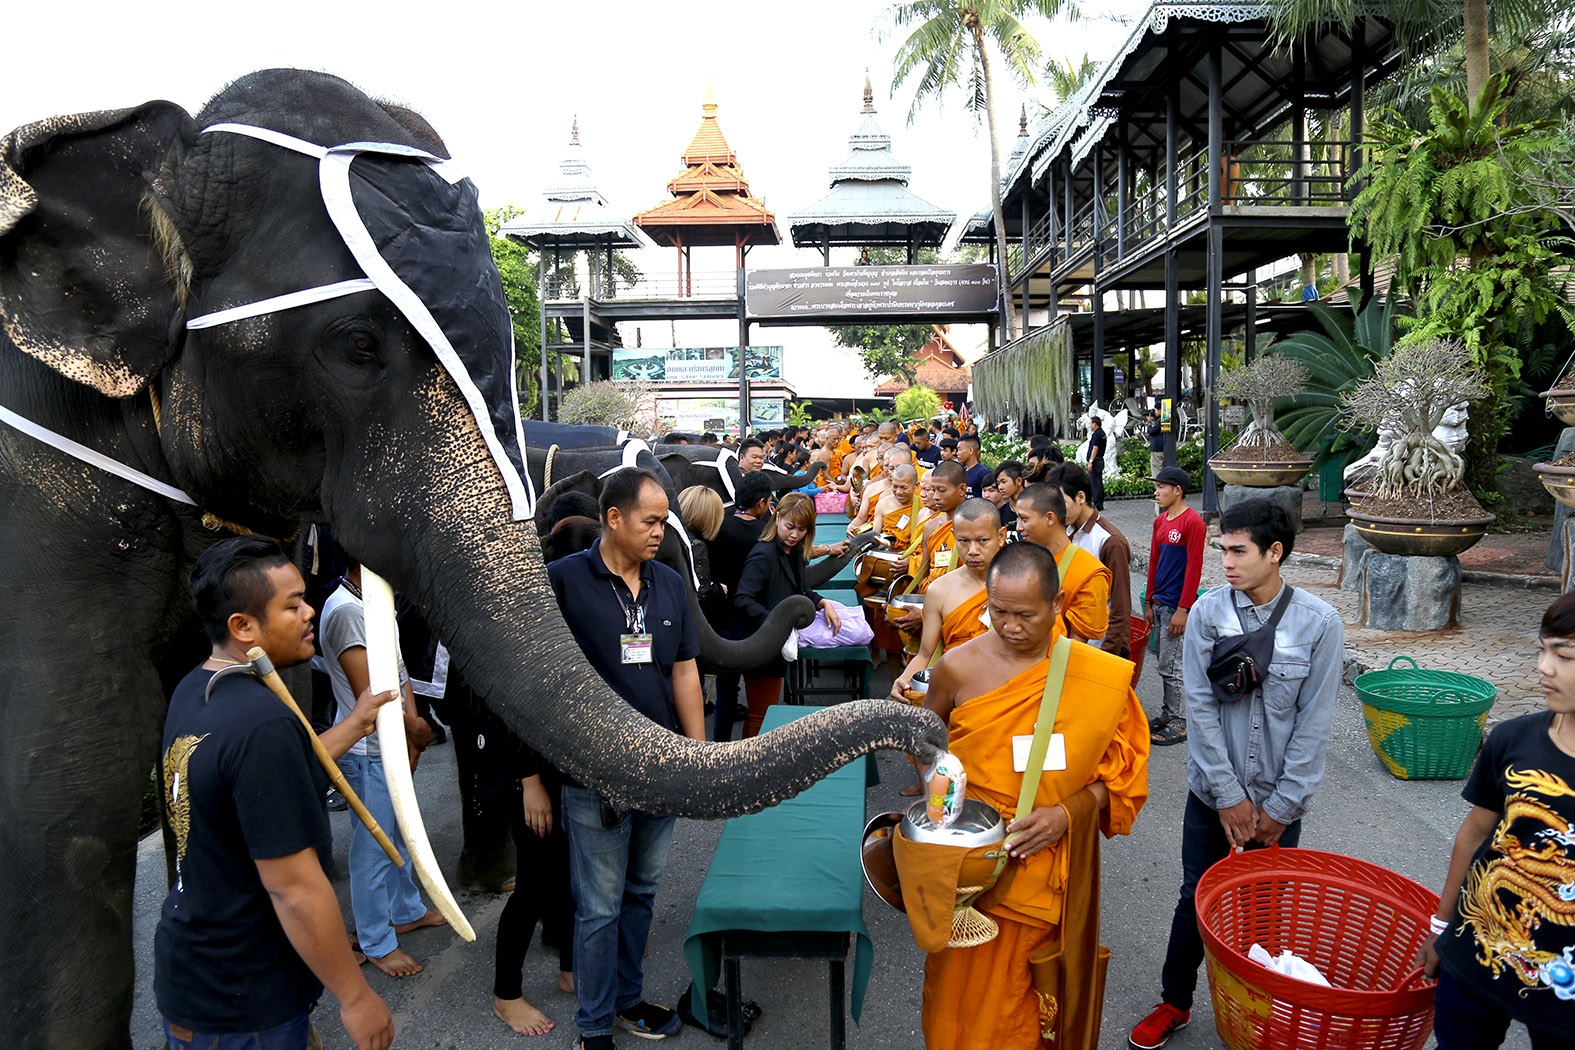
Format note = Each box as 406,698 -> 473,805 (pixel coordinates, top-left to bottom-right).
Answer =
561,784 -> 677,1038
1160,791 -> 1302,1010
163,1011 -> 308,1049
337,752 -> 425,959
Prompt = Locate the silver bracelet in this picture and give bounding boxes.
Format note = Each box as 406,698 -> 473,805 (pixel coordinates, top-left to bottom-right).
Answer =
1429,916 -> 1449,935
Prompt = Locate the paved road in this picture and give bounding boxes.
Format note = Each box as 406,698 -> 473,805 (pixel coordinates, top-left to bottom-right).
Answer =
126,495 -> 1538,1049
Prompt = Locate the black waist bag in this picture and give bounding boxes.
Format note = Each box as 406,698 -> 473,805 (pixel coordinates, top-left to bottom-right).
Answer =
1205,586 -> 1294,703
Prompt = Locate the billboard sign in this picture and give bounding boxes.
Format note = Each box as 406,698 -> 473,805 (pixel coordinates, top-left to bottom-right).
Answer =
612,346 -> 782,383
744,264 -> 998,320
659,396 -> 784,434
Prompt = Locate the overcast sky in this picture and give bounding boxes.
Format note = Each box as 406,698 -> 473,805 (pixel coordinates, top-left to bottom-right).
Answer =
5,0 -> 1150,393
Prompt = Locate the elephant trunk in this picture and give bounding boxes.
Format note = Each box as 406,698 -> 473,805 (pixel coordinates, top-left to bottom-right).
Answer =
333,379 -> 945,818
805,529 -> 882,591
692,589 -> 814,673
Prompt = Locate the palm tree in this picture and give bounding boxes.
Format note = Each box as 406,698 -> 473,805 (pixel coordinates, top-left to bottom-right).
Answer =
1265,0 -> 1559,114
886,0 -> 1079,341
1045,53 -> 1098,104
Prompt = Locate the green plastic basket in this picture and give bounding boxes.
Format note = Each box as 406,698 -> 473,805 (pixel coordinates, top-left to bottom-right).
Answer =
1355,656 -> 1496,780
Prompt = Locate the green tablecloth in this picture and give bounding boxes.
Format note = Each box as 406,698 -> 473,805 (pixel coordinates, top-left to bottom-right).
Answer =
683,705 -> 875,1023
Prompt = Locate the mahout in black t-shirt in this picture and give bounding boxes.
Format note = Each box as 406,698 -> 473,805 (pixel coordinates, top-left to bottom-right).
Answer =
154,665 -> 331,1032
1437,710 -> 1575,1028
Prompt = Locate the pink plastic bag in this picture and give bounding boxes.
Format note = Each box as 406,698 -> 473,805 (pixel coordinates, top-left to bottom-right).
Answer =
797,601 -> 874,649
814,491 -> 847,514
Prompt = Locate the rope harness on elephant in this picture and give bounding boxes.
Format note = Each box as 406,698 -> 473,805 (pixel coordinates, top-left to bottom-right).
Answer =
544,444 -> 560,490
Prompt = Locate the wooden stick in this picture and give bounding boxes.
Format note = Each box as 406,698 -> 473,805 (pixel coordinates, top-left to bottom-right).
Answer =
245,647 -> 404,867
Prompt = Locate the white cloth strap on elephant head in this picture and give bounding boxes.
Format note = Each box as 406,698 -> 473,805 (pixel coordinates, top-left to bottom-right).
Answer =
182,123 -> 535,521
696,448 -> 738,507
594,438 -> 652,480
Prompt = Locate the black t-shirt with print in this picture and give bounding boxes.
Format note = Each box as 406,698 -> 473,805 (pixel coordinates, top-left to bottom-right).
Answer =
154,664 -> 331,1032
1437,710 -> 1575,1029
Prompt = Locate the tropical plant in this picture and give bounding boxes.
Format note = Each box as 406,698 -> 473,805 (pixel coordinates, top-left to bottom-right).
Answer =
885,0 -> 1077,341
1216,356 -> 1311,451
484,206 -> 543,418
1341,337 -> 1489,499
1271,296 -> 1402,472
557,379 -> 654,432
978,432 -> 1028,468
1353,76 -> 1575,488
971,320 -> 1074,434
1044,52 -> 1097,104
833,323 -> 931,383
894,384 -> 944,422
787,400 -> 816,427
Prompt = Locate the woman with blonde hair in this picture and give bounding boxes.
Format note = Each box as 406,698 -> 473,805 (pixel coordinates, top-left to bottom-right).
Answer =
733,493 -> 843,737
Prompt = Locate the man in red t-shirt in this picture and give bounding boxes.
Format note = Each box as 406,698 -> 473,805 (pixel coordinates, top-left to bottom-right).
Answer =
1146,467 -> 1205,746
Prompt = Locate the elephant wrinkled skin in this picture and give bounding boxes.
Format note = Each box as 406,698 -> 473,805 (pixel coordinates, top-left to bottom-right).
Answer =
0,69 -> 944,1049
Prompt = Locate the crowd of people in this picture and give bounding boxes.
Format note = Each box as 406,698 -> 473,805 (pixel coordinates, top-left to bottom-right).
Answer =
150,414 -> 1575,1050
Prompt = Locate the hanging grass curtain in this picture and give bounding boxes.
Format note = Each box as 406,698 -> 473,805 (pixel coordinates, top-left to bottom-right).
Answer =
972,319 -> 1074,433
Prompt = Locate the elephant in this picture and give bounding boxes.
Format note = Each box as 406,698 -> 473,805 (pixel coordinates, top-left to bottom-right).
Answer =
0,68 -> 944,1049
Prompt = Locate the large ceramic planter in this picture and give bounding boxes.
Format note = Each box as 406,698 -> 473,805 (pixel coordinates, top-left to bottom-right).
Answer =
1534,461 -> 1575,510
1347,509 -> 1494,556
1208,457 -> 1314,487
1541,388 -> 1575,425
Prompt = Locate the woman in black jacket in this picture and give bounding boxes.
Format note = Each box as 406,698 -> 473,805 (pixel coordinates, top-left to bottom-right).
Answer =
733,492 -> 844,737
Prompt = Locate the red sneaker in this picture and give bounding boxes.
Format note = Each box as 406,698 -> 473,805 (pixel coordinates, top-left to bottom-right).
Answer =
1128,1003 -> 1190,1049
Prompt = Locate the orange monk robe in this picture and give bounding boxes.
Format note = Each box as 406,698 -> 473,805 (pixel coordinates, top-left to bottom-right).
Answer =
912,519 -> 956,594
1055,542 -> 1112,642
830,440 -> 853,478
922,628 -> 1149,1050
939,586 -> 992,650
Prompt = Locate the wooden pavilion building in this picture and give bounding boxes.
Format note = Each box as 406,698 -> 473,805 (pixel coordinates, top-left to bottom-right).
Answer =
634,83 -> 780,293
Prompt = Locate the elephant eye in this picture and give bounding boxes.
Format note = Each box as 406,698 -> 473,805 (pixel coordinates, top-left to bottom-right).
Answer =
343,328 -> 381,364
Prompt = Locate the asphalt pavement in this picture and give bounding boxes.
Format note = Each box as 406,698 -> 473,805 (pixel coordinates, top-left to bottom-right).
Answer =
125,495 -> 1538,1049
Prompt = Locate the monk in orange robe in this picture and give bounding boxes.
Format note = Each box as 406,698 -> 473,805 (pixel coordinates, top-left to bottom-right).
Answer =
857,464 -> 921,678
1015,481 -> 1112,643
889,498 -> 1007,700
919,541 -> 1149,1050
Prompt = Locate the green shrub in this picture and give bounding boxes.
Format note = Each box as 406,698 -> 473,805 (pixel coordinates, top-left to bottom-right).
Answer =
894,385 -> 942,423
1106,475 -> 1156,497
980,432 -> 1028,469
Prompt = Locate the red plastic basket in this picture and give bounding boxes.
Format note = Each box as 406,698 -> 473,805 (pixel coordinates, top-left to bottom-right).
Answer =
1127,614 -> 1150,687
1195,847 -> 1440,1050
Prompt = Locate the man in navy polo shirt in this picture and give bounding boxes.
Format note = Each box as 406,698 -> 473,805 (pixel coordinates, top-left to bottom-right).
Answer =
547,468 -> 705,1050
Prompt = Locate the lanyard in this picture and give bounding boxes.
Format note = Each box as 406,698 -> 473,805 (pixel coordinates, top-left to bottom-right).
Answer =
610,579 -> 647,634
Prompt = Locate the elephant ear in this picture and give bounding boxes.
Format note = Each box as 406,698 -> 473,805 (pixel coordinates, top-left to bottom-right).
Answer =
0,101 -> 193,397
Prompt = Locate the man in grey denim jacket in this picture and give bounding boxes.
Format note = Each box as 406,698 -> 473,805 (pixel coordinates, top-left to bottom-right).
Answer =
1127,498 -> 1344,1050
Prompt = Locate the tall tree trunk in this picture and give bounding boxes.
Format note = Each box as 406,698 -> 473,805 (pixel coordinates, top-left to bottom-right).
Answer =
976,24 -> 1017,341
1328,112 -> 1350,287
1464,0 -> 1490,112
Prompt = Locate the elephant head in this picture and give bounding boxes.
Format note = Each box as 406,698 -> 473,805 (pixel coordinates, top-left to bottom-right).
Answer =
1,64 -> 943,804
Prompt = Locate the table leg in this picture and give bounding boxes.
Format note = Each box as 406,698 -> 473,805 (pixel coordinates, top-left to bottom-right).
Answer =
829,956 -> 846,1050
725,956 -> 744,1050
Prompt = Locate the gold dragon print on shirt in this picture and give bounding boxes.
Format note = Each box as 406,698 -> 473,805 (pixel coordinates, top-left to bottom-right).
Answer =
162,734 -> 209,890
1457,767 -> 1575,1001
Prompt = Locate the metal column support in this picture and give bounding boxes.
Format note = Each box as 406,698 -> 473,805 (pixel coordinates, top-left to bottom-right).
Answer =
1063,159 -> 1073,249
737,268 -> 751,436
1020,193 -> 1030,331
1117,124 -> 1129,260
1166,90 -> 1179,228
1164,249 -> 1180,468
1204,42 -> 1224,514
1352,21 -> 1375,302
538,250 -> 550,421
1092,286 -> 1106,408
1245,268 -> 1258,364
1292,48 -> 1307,203
582,297 -> 591,386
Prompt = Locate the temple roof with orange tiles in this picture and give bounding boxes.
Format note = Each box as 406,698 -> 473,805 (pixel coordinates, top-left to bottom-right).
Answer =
633,84 -> 780,249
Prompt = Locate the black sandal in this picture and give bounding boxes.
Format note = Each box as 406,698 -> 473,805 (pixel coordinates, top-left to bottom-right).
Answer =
1152,724 -> 1188,747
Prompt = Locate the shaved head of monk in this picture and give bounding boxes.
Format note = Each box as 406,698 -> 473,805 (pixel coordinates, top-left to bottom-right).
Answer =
985,542 -> 1066,655
929,461 -> 968,513
952,498 -> 1006,572
890,464 -> 918,504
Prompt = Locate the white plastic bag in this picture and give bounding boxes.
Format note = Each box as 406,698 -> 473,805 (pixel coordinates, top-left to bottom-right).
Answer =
1248,943 -> 1332,987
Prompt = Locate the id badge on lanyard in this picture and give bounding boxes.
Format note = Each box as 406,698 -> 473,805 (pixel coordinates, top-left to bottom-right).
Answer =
615,582 -> 653,665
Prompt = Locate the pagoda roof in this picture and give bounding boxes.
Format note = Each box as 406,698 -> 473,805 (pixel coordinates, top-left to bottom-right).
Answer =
788,75 -> 954,250
501,118 -> 653,249
633,84 -> 780,248
874,327 -> 972,395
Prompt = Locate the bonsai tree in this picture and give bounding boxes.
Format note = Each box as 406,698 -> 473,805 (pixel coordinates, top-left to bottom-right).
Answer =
1215,355 -> 1310,459
1341,337 -> 1487,504
558,378 -> 655,433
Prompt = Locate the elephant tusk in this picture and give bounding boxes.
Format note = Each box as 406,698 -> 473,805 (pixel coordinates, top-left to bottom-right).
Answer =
361,567 -> 477,942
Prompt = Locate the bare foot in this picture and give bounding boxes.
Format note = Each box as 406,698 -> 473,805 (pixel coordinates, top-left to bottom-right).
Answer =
368,947 -> 423,977
556,971 -> 575,995
899,783 -> 923,797
394,908 -> 448,934
493,996 -> 555,1036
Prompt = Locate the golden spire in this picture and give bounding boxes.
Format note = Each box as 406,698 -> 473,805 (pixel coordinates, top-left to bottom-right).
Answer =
863,68 -> 875,113
702,78 -> 717,116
